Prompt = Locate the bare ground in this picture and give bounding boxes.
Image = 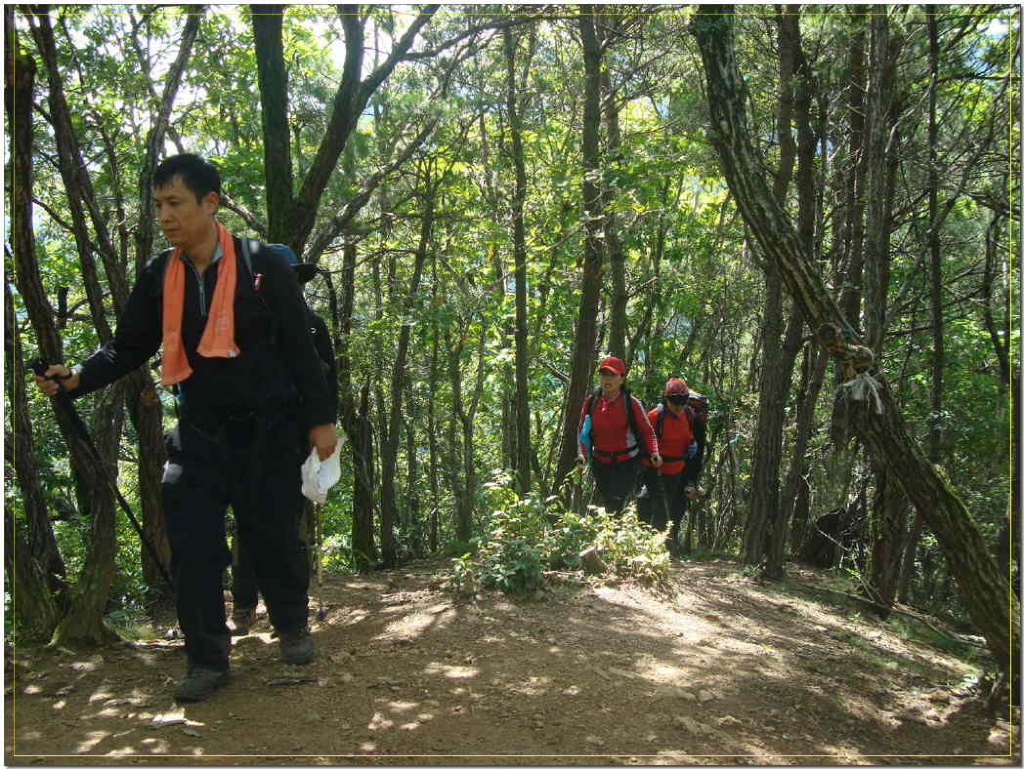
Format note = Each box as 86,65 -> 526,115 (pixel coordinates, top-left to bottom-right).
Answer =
4,559 -> 1020,766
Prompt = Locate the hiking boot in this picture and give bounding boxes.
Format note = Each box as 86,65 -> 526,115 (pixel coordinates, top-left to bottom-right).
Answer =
173,667 -> 229,703
230,607 -> 256,636
279,627 -> 314,665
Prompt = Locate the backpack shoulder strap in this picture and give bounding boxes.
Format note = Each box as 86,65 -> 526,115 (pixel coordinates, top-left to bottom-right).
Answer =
153,248 -> 174,297
655,403 -> 667,436
238,237 -> 260,279
586,387 -> 601,416
622,387 -> 638,432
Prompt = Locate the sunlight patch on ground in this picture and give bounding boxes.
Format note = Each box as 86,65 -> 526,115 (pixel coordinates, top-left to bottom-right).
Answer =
385,700 -> 419,714
635,660 -> 687,683
76,730 -> 109,752
140,737 -> 170,754
375,609 -> 439,641
423,662 -> 480,679
338,608 -> 372,626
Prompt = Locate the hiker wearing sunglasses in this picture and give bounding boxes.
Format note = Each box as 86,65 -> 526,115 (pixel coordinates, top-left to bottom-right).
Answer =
637,377 -> 700,556
33,154 -> 337,703
577,356 -> 661,514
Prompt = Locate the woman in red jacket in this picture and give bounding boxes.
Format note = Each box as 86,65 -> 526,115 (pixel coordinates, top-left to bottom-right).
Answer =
638,378 -> 698,553
578,356 -> 661,513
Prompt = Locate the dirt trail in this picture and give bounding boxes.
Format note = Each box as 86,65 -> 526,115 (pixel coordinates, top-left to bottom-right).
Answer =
5,559 -> 1019,765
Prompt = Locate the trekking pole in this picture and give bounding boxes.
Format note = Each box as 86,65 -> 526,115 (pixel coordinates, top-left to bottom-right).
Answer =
29,358 -> 175,593
315,502 -> 324,588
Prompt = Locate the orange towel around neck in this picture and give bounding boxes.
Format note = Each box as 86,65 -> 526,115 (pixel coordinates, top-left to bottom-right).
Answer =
161,222 -> 239,385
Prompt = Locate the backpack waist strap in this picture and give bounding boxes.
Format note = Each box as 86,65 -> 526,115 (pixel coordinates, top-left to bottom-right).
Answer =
593,446 -> 639,461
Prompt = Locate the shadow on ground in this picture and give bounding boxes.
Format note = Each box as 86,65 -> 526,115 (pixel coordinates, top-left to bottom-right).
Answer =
5,559 -> 1018,765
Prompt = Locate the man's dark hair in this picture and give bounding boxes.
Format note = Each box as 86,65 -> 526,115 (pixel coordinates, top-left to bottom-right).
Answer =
154,154 -> 221,201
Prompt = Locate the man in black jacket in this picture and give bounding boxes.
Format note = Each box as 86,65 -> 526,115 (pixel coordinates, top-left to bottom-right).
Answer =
34,154 -> 337,702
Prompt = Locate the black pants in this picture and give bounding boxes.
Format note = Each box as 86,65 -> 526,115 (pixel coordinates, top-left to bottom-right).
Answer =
637,468 -> 687,535
590,457 -> 640,514
231,534 -> 259,615
162,412 -> 309,671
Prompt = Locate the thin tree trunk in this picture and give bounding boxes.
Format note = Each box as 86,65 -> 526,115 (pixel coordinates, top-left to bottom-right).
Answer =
427,258 -> 442,553
692,5 -> 1019,673
744,7 -> 804,575
782,343 -> 828,552
328,142 -> 377,569
5,37 -> 67,605
380,172 -> 434,567
555,8 -> 605,488
405,413 -> 420,556
861,7 -> 909,610
251,5 -> 294,244
18,9 -> 123,645
899,8 -> 942,603
598,9 -> 627,360
504,25 -> 533,495
447,333 -> 471,542
6,277 -> 67,624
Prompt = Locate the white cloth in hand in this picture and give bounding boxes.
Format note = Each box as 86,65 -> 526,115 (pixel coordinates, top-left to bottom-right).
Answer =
301,437 -> 343,504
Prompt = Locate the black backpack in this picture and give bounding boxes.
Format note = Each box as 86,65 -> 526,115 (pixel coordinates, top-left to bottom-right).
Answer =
584,386 -> 648,459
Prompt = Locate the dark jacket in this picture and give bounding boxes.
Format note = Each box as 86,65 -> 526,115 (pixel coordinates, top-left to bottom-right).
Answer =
76,236 -> 334,431
305,307 -> 338,421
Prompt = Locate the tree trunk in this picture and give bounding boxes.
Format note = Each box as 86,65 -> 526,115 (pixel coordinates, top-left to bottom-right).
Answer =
135,7 -> 203,273
4,504 -> 62,643
555,8 -> 605,488
405,413 -> 420,556
744,7 -> 804,576
6,315 -> 68,640
5,38 -> 67,602
867,461 -> 908,613
251,5 -> 436,253
861,7 -> 908,611
598,9 -> 627,360
692,5 -> 1019,673
251,5 -> 294,244
27,9 -> 115,340
427,260 -> 442,553
447,333 -> 472,543
6,279 -> 67,598
504,25 -> 533,495
899,9 -> 942,603
16,11 -> 122,645
837,7 -> 867,329
379,172 -> 433,567
782,342 -> 828,552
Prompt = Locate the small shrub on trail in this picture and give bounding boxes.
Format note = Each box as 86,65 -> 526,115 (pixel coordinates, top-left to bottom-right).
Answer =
447,472 -> 669,597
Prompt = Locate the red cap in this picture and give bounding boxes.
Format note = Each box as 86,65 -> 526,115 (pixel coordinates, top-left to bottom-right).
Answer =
597,356 -> 626,375
664,377 -> 689,397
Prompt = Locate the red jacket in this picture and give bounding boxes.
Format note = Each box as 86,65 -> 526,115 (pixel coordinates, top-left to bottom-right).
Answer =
579,392 -> 658,464
642,404 -> 694,476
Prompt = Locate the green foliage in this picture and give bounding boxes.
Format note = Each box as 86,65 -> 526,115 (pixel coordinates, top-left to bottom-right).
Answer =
448,472 -> 669,597
6,5 -> 1017,637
